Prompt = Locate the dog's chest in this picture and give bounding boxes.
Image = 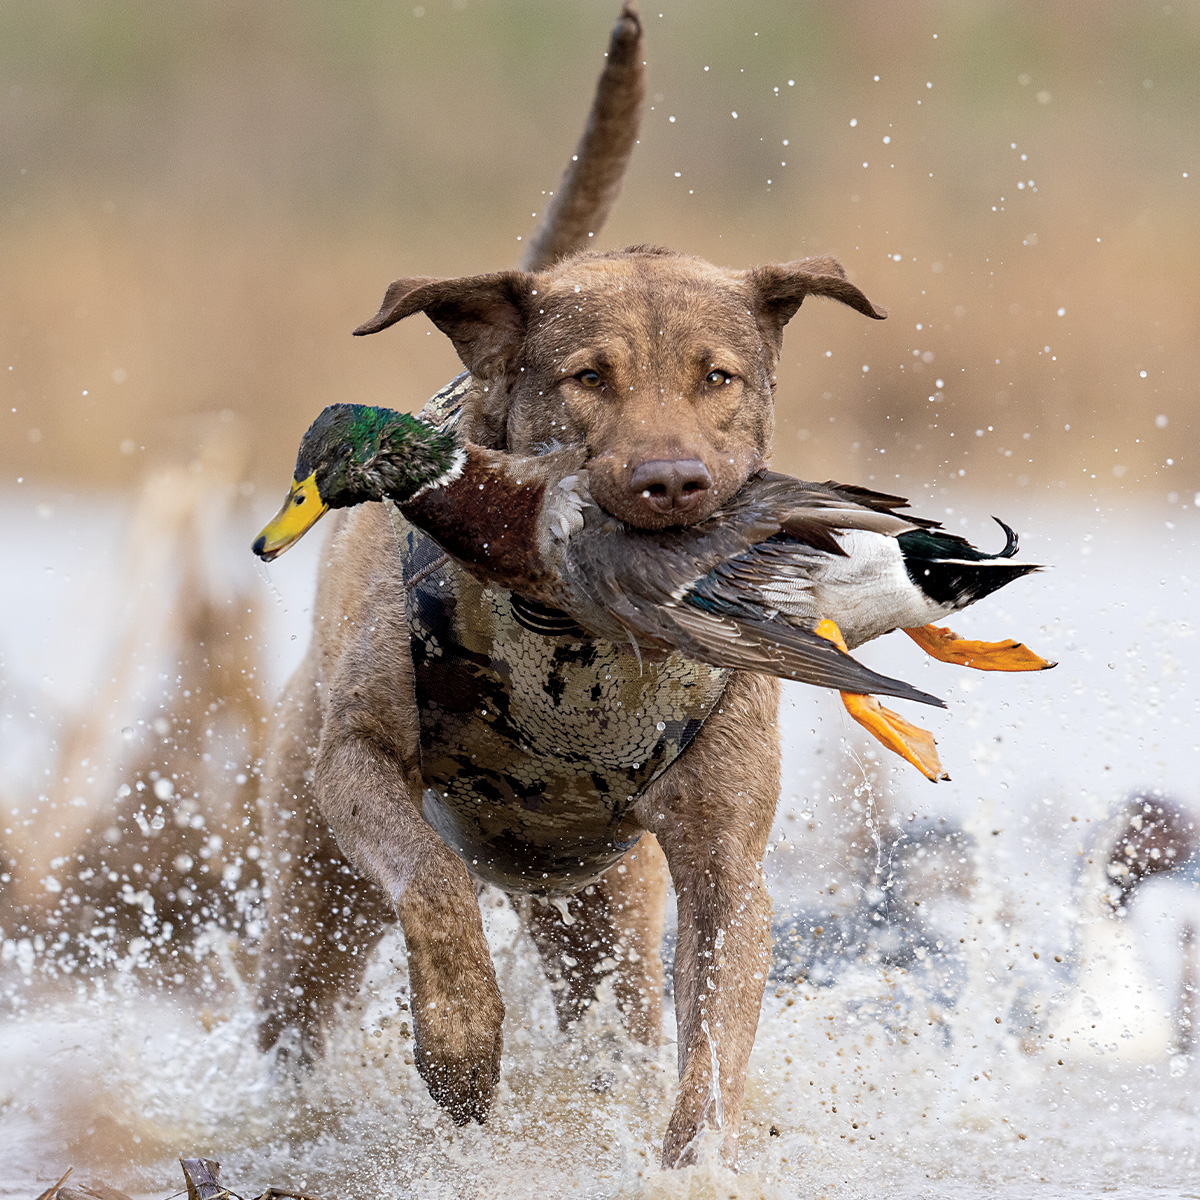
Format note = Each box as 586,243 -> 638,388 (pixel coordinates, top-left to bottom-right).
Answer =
392,514 -> 729,893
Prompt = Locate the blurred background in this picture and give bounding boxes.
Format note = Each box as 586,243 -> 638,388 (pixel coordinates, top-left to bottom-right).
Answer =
3,4 -> 1200,1197
3,0 -> 1197,495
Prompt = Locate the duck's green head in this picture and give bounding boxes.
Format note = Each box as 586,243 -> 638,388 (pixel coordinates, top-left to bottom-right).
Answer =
253,403 -> 460,561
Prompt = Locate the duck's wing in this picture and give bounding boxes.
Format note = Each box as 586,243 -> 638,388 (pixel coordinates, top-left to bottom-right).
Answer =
594,581 -> 944,706
738,473 -> 940,551
624,474 -> 928,627
567,526 -> 944,708
674,607 -> 944,705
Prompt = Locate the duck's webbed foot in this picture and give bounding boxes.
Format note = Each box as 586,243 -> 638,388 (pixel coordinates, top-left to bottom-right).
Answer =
903,623 -> 1056,671
814,619 -> 949,783
841,693 -> 949,782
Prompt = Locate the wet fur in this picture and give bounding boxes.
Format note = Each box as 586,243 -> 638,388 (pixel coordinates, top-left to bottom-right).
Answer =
255,4 -> 881,1169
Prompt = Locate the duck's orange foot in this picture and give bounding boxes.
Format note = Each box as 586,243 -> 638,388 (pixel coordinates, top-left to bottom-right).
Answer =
840,691 -> 949,783
812,619 -> 948,782
903,623 -> 1057,672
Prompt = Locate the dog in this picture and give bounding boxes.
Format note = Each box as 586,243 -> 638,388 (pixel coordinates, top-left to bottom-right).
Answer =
254,5 -> 885,1168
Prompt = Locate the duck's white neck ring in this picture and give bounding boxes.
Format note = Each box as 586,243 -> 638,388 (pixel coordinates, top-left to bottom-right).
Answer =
408,446 -> 468,501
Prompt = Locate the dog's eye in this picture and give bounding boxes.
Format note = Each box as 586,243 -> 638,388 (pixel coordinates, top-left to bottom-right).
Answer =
575,369 -> 603,389
705,369 -> 732,386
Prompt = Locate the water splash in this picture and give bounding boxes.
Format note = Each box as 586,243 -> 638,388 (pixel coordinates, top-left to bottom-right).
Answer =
5,497 -> 1200,1197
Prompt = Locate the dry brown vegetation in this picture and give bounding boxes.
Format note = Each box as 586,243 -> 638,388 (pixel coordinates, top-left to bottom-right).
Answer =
2,1 -> 1196,504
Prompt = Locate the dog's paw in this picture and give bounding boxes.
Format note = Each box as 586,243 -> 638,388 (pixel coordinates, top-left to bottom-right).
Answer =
662,1057 -> 741,1170
412,986 -> 505,1125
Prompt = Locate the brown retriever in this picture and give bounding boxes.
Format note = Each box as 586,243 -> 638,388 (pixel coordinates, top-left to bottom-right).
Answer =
254,5 -> 884,1168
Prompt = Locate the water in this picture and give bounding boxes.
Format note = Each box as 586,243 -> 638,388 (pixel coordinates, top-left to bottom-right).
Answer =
2,487 -> 1198,1199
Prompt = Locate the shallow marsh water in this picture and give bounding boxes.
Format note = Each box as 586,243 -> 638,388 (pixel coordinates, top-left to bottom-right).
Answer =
2,489 -> 1199,1199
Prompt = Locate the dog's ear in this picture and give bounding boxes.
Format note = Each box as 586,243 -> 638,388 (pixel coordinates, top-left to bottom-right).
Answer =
749,255 -> 886,349
354,271 -> 532,380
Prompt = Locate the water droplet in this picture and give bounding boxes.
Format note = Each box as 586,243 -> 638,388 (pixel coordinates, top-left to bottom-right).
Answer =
121,726 -> 133,740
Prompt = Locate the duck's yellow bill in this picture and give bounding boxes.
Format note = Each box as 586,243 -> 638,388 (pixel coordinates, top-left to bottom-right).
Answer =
252,472 -> 327,561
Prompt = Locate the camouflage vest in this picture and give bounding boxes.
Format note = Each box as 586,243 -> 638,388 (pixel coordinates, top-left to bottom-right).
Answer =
388,376 -> 730,894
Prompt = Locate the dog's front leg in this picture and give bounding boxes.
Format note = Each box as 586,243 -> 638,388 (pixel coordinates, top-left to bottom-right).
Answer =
633,671 -> 780,1170
314,719 -> 505,1124
311,687 -> 506,1123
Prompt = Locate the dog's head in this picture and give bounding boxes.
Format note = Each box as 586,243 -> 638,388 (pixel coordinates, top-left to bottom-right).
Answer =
355,247 -> 884,530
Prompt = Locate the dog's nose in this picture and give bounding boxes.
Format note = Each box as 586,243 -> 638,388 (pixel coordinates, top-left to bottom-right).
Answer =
629,458 -> 713,515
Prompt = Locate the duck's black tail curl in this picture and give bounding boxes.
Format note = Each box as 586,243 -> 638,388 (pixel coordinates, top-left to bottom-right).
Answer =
898,520 -> 1041,609
993,517 -> 1020,558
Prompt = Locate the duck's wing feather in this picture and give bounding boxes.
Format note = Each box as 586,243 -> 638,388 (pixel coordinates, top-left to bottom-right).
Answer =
739,473 -> 943,550
666,605 -> 944,706
572,548 -> 944,707
620,591 -> 942,706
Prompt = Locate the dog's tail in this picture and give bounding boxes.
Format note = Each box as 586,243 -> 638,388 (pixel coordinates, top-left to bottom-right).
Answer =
519,4 -> 644,273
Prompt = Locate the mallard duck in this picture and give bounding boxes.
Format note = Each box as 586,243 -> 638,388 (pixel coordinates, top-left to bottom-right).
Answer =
254,403 -> 1053,780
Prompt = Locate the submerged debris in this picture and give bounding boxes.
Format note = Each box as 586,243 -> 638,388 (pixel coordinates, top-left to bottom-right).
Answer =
33,1169 -> 76,1200
33,1159 -> 321,1200
33,1168 -> 132,1200
180,1159 -> 226,1200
